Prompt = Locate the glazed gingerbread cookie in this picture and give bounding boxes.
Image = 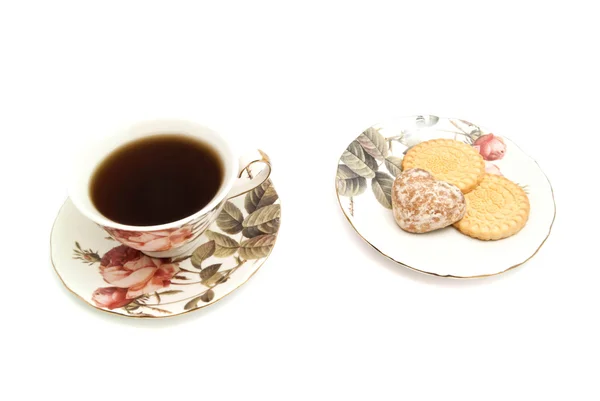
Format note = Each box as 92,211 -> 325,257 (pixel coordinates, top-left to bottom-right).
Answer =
402,139 -> 485,193
392,168 -> 466,233
453,174 -> 530,240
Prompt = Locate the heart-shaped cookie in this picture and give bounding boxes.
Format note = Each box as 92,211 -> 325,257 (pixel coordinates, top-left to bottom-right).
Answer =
392,168 -> 466,233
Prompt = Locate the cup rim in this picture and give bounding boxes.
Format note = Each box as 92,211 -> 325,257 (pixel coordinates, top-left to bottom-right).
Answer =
68,119 -> 238,232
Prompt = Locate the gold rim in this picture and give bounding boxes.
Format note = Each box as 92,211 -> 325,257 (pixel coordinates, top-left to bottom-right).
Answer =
50,197 -> 281,319
335,133 -> 556,279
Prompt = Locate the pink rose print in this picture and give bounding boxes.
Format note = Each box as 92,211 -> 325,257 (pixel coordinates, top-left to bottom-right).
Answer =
106,225 -> 194,252
92,287 -> 131,310
484,161 -> 503,176
97,245 -> 180,301
473,134 -> 506,161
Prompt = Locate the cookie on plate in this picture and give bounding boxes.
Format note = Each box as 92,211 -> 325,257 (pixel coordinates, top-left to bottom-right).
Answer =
454,174 -> 530,240
392,168 -> 466,233
402,139 -> 485,193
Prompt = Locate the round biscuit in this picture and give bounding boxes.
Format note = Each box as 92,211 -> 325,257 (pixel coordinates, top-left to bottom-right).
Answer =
453,174 -> 530,240
402,139 -> 485,193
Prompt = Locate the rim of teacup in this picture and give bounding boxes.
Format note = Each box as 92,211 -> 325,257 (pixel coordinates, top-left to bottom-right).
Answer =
67,118 -> 239,232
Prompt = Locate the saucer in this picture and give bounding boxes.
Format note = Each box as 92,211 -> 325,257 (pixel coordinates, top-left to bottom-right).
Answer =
51,171 -> 281,318
335,115 -> 555,278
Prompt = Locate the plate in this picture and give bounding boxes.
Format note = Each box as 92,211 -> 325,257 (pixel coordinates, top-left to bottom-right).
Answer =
335,115 -> 555,278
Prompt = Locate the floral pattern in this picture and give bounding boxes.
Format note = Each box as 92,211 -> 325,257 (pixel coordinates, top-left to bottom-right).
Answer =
72,242 -> 101,265
484,161 -> 502,176
69,178 -> 281,317
336,116 -> 517,212
104,225 -> 194,252
92,287 -> 131,310
97,245 -> 180,302
473,133 -> 506,161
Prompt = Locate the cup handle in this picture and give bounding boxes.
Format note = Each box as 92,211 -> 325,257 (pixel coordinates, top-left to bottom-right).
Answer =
227,149 -> 272,198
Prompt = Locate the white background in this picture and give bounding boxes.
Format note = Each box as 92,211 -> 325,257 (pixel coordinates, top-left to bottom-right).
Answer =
1,1 -> 598,400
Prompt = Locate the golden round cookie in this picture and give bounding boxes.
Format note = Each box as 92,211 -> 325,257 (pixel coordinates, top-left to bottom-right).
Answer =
402,139 -> 485,193
453,174 -> 530,240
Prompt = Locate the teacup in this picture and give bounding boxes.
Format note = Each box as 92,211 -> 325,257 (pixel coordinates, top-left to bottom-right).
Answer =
68,119 -> 271,258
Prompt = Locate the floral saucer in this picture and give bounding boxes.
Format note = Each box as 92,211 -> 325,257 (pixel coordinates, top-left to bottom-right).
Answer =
335,115 -> 555,278
51,173 -> 281,318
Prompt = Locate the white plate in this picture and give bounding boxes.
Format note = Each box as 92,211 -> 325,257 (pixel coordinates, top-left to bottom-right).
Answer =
335,115 -> 555,278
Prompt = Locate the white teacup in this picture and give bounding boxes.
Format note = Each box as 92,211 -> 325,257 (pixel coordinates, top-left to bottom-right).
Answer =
68,119 -> 271,258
